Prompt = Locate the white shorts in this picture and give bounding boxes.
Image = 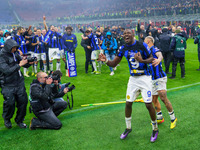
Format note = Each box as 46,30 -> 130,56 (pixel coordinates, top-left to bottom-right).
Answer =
34,53 -> 46,61
152,76 -> 167,95
91,50 -> 100,60
49,48 -> 60,60
126,75 -> 152,103
59,49 -> 66,59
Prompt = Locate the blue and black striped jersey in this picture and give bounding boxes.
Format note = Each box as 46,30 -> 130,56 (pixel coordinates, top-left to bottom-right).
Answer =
88,33 -> 100,51
150,46 -> 166,80
46,31 -> 61,48
117,40 -> 152,76
13,35 -> 28,54
32,35 -> 46,53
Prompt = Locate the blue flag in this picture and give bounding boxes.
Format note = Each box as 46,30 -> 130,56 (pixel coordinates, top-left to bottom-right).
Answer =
66,51 -> 77,77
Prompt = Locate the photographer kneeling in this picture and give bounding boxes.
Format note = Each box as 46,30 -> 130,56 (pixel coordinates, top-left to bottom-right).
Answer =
51,70 -> 68,102
29,72 -> 68,130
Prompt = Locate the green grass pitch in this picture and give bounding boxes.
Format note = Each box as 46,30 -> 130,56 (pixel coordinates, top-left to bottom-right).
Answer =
0,34 -> 200,149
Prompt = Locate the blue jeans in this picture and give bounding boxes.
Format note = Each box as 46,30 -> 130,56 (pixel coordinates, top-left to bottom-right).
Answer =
53,84 -> 65,102
105,53 -> 115,72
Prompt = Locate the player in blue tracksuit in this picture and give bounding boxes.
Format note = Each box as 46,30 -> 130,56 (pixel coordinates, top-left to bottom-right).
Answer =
82,29 -> 101,74
145,36 -> 177,129
99,29 -> 159,142
62,26 -> 77,76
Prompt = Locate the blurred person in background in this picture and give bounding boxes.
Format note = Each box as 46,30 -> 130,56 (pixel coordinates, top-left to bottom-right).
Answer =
13,26 -> 30,77
194,29 -> 200,71
102,31 -> 118,76
81,30 -> 94,73
169,29 -> 187,79
159,28 -> 172,74
62,26 -> 77,76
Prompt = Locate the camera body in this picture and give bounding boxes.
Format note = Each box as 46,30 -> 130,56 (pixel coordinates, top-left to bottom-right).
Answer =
27,57 -> 37,63
48,71 -> 60,82
64,82 -> 75,92
105,41 -> 111,48
23,53 -> 37,63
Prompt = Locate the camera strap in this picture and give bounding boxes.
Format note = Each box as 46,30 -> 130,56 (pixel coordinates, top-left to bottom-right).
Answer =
67,91 -> 73,110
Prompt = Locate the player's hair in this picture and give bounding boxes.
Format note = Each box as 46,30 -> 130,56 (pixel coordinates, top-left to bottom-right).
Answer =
66,26 -> 73,31
17,26 -> 23,31
52,70 -> 63,77
123,29 -> 135,36
85,30 -> 91,33
146,36 -> 155,44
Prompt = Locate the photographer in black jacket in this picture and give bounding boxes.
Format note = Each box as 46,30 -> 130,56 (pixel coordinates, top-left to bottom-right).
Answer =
29,72 -> 68,130
0,39 -> 32,129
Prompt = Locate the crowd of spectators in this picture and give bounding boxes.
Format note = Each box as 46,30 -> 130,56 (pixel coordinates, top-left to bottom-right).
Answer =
7,0 -> 200,22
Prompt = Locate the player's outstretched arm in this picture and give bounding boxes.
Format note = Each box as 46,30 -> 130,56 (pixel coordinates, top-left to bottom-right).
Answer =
43,16 -> 48,32
98,53 -> 122,67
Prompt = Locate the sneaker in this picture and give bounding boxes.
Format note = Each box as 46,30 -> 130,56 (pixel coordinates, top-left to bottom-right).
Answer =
91,71 -> 96,74
4,120 -> 12,129
181,76 -> 185,79
114,67 -> 117,71
196,68 -> 200,71
24,73 -> 30,77
170,118 -> 177,129
157,118 -> 165,124
168,76 -> 175,79
31,72 -> 35,76
17,122 -> 27,128
120,128 -> 132,139
150,130 -> 159,142
29,118 -> 36,130
110,71 -> 114,76
95,71 -> 101,75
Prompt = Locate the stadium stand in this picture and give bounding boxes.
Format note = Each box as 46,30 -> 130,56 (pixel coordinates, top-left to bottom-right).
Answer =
8,0 -> 200,22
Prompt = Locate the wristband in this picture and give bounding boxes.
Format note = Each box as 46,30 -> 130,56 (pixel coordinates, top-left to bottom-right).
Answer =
105,58 -> 108,63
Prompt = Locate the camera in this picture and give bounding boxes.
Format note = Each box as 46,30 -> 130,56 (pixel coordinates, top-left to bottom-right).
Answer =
105,41 -> 111,48
68,85 -> 75,92
51,74 -> 60,81
64,82 -> 75,92
48,71 -> 60,81
27,57 -> 37,63
23,53 -> 37,63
